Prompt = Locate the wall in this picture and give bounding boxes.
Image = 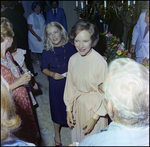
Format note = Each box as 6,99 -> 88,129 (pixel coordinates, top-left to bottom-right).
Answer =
21,1 -> 78,32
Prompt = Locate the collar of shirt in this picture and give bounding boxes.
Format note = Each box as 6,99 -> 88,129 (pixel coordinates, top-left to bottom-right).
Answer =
52,8 -> 57,13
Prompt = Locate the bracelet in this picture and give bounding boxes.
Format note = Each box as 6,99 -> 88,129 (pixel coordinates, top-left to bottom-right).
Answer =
92,117 -> 97,124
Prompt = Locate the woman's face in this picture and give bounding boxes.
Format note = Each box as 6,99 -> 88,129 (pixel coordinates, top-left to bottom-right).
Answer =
7,37 -> 13,49
47,26 -> 63,47
35,5 -> 41,14
74,30 -> 92,56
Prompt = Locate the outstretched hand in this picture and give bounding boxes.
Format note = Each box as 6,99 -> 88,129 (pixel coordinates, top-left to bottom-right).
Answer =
82,118 -> 97,135
52,73 -> 64,80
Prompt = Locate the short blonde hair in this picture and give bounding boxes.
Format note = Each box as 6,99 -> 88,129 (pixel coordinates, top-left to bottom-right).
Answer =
44,21 -> 68,51
1,17 -> 14,43
103,58 -> 149,127
1,76 -> 21,140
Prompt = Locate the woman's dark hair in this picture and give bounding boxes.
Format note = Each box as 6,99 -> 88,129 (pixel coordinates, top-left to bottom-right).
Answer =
31,1 -> 41,11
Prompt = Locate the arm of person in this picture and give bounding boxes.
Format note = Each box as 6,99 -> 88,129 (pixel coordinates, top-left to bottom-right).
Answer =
28,24 -> 42,42
130,12 -> 143,53
42,68 -> 64,80
9,73 -> 31,90
64,58 -> 76,128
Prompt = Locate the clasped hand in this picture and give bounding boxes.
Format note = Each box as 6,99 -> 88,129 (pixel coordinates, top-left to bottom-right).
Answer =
82,118 -> 97,135
67,111 -> 76,129
52,72 -> 64,80
17,73 -> 32,86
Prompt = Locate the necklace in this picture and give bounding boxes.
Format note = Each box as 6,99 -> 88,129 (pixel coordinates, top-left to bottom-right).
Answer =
53,45 -> 66,67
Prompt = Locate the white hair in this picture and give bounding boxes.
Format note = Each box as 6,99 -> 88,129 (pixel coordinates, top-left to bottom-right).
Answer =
103,58 -> 149,127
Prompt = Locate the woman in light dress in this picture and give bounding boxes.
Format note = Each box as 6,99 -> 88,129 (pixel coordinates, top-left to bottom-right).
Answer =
64,20 -> 108,142
27,1 -> 45,64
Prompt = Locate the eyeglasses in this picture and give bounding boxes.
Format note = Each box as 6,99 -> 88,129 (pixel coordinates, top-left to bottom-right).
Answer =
98,83 -> 104,93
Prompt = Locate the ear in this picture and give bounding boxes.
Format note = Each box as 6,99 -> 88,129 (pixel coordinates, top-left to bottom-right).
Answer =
4,37 -> 9,42
107,101 -> 114,118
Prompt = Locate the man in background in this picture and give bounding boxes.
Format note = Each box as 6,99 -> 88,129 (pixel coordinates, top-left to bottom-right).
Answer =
46,0 -> 67,31
130,9 -> 149,64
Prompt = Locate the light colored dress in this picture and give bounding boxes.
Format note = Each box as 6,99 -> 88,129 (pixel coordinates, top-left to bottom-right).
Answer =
12,48 -> 26,70
27,12 -> 45,53
64,49 -> 108,142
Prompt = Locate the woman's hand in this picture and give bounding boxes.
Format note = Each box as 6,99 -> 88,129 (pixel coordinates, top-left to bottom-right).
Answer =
52,72 -> 64,80
130,45 -> 135,53
67,111 -> 76,129
33,82 -> 38,90
17,73 -> 31,86
68,142 -> 78,146
82,118 -> 97,135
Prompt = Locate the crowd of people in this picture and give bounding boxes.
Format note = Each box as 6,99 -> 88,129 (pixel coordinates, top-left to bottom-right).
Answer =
1,1 -> 149,146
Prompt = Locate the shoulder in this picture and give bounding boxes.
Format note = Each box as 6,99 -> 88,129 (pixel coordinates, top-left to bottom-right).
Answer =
17,48 -> 26,55
58,7 -> 64,12
139,11 -> 146,20
79,132 -> 108,146
46,9 -> 52,13
93,49 -> 107,65
42,49 -> 53,56
1,139 -> 35,146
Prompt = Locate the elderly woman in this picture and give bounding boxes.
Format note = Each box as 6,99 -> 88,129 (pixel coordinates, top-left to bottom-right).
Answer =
73,58 -> 149,146
1,77 -> 35,146
1,17 -> 41,145
64,20 -> 108,142
41,21 -> 76,146
27,1 -> 45,64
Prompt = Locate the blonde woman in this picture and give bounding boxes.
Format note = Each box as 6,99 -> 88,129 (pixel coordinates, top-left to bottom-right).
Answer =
41,21 -> 76,146
1,76 -> 35,146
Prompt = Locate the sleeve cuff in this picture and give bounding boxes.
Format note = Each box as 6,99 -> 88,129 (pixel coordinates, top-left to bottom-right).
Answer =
66,106 -> 72,112
92,114 -> 100,120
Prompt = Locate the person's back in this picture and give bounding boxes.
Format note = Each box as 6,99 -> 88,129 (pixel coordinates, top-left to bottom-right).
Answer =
79,121 -> 149,146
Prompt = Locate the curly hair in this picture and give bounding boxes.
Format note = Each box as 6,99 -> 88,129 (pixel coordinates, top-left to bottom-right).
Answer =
1,77 -> 21,140
44,21 -> 68,51
1,17 -> 14,43
69,19 -> 99,47
103,58 -> 149,127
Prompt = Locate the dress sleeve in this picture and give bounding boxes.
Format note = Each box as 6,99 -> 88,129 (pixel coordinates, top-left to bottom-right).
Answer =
93,58 -> 108,119
64,57 -> 76,112
27,14 -> 33,25
41,50 -> 49,71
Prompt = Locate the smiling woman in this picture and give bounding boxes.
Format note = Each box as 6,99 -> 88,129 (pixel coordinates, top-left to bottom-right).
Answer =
41,21 -> 77,146
64,20 -> 108,143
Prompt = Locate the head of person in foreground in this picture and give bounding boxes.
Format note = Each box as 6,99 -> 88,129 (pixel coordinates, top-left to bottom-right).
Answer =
102,58 -> 149,127
1,77 -> 21,141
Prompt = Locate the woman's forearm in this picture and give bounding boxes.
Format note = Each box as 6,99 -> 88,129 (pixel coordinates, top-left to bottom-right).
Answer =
9,80 -> 21,90
28,24 -> 38,38
42,69 -> 55,77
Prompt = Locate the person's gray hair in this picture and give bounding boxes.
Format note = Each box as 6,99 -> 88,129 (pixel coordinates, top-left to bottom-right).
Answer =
44,21 -> 68,51
103,58 -> 149,127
